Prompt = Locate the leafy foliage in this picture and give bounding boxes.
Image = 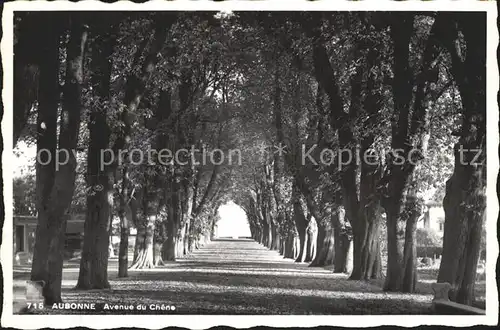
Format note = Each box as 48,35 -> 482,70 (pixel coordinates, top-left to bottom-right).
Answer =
416,227 -> 442,248
13,11 -> 481,292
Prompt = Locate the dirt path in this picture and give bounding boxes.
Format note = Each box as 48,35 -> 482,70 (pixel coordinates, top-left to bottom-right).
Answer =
14,238 -> 434,314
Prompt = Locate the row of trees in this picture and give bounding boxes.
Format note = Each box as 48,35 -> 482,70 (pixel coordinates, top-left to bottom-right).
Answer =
13,11 -> 485,306
231,12 -> 485,305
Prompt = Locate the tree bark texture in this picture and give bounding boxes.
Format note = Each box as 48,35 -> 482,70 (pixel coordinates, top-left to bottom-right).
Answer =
32,18 -> 88,302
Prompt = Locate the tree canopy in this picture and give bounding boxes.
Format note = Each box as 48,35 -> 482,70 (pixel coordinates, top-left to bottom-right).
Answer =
13,10 -> 486,306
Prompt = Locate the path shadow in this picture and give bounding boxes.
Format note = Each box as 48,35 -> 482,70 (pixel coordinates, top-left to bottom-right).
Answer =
58,285 -> 433,315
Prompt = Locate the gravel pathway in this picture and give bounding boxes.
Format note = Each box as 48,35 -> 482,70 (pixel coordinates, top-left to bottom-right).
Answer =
14,238 -> 434,314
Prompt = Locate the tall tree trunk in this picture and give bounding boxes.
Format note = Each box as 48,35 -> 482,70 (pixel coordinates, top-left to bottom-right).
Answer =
180,180 -> 194,255
303,224 -> 315,263
188,221 -> 196,253
333,228 -> 351,274
271,58 -> 287,255
153,239 -> 164,267
153,209 -> 167,267
210,216 -> 217,241
312,222 -> 335,267
270,223 -> 280,250
117,167 -> 134,278
31,18 -> 87,303
437,13 -> 486,305
350,200 -> 384,280
130,185 -> 158,269
385,177 -> 421,291
76,21 -> 116,288
292,183 -> 307,262
349,42 -> 386,280
306,17 -> 386,283
176,221 -> 186,258
152,88 -> 176,261
439,161 -> 485,304
402,192 -> 419,292
383,12 -> 441,292
79,16 -> 174,287
382,13 -> 415,293
330,206 -> 351,274
182,221 -> 190,255
133,220 -> 145,262
294,235 -> 300,260
311,36 -> 364,276
284,233 -> 296,259
30,17 -> 61,303
163,188 -> 181,261
384,206 -> 405,291
309,208 -> 337,267
77,183 -> 113,289
162,218 -> 178,262
118,208 -> 129,277
338,70 -> 366,280
383,173 -> 423,292
260,204 -> 272,248
129,215 -> 155,269
310,221 -> 325,266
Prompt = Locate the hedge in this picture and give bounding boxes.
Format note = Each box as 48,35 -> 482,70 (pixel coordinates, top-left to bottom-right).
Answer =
417,246 -> 486,260
417,246 -> 442,258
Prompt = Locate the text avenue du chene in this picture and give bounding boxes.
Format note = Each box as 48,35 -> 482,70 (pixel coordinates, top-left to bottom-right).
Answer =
41,302 -> 176,311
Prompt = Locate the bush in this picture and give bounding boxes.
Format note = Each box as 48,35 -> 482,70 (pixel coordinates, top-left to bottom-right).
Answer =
416,227 -> 441,247
417,246 -> 442,258
416,228 -> 442,258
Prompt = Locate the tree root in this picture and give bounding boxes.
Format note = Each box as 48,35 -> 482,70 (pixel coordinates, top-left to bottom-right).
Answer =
129,248 -> 155,269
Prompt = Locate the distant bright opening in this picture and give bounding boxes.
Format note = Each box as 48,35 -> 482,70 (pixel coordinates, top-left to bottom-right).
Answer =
215,201 -> 251,239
